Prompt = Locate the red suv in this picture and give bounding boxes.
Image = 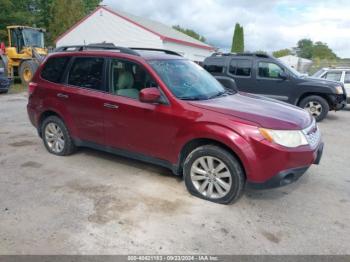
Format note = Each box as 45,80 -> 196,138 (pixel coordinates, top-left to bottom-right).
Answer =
27,45 -> 323,204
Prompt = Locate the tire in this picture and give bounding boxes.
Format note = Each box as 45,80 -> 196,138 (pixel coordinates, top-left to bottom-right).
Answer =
299,95 -> 329,122
41,116 -> 76,156
19,60 -> 38,86
0,90 -> 8,94
183,145 -> 245,204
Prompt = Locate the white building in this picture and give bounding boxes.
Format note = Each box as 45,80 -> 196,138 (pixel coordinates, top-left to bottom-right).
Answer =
278,55 -> 313,73
55,5 -> 215,62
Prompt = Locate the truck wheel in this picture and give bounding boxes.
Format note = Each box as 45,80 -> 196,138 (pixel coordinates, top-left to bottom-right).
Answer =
19,60 -> 38,86
299,95 -> 329,122
183,145 -> 245,204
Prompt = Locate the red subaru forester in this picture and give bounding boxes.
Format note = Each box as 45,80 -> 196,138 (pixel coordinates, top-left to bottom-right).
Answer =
27,46 -> 323,204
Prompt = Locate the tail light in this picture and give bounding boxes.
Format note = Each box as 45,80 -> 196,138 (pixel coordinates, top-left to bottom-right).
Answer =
28,82 -> 38,96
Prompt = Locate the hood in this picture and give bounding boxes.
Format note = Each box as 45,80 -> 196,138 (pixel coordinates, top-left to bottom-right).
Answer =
189,93 -> 313,130
300,76 -> 341,87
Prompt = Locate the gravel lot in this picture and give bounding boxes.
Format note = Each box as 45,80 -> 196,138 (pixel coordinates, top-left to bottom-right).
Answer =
0,92 -> 349,255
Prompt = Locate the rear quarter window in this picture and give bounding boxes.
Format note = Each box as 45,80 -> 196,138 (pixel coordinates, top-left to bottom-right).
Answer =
41,56 -> 70,83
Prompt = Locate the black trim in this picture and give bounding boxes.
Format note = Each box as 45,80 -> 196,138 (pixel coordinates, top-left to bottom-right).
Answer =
73,139 -> 179,175
314,142 -> 324,165
247,166 -> 310,189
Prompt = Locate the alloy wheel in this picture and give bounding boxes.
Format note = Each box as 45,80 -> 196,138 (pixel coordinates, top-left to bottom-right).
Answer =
45,123 -> 65,153
190,156 -> 232,199
304,101 -> 322,117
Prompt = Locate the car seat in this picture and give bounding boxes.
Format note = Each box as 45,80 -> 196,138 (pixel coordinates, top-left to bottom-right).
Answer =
116,69 -> 139,99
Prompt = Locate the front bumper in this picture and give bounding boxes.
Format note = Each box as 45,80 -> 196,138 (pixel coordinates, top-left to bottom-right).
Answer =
331,94 -> 346,110
247,142 -> 324,189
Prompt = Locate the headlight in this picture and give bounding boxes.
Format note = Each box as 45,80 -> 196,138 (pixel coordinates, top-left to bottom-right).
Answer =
335,86 -> 343,94
259,128 -> 308,148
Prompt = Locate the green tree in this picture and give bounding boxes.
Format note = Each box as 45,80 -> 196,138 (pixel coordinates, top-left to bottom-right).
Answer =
83,0 -> 101,14
312,41 -> 337,60
297,38 -> 314,59
49,0 -> 85,44
0,0 -> 41,44
231,23 -> 244,53
172,25 -> 206,43
272,48 -> 292,58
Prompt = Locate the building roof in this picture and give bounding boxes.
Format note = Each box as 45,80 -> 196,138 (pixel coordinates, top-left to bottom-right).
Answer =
55,5 -> 214,51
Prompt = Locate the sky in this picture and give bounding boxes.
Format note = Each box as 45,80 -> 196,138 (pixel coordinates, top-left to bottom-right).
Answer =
102,0 -> 350,58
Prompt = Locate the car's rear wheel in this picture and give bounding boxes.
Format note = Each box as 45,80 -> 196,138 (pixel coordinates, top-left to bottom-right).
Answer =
41,116 -> 76,156
183,145 -> 245,204
299,95 -> 329,122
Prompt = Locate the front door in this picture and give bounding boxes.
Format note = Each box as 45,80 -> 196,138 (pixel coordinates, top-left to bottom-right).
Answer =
253,60 -> 293,103
102,58 -> 178,161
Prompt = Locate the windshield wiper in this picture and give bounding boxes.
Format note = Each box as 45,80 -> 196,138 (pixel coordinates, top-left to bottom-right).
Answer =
178,96 -> 207,101
208,89 -> 233,99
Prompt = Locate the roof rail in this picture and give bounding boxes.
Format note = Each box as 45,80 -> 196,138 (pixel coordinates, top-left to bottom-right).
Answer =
211,52 -> 271,58
54,44 -> 140,56
210,52 -> 236,57
130,47 -> 182,57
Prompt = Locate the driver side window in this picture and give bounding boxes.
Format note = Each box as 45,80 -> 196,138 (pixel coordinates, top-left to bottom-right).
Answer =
109,59 -> 157,100
258,62 -> 284,79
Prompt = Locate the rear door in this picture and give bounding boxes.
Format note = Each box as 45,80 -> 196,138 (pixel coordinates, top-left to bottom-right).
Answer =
60,56 -> 107,145
252,60 -> 294,102
226,58 -> 253,92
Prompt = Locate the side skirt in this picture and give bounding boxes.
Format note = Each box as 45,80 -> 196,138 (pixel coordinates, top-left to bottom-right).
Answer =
73,139 -> 180,176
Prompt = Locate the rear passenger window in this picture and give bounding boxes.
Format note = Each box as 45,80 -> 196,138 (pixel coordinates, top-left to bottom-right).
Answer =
203,58 -> 225,73
68,57 -> 104,90
41,57 -> 70,83
204,64 -> 224,73
229,59 -> 251,76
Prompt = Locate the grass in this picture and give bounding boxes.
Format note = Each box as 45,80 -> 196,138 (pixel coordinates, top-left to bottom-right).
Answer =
9,83 -> 27,94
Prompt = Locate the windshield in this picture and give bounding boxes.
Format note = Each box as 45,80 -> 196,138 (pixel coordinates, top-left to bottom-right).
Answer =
22,29 -> 44,48
278,60 -> 304,78
148,59 -> 229,100
312,69 -> 326,78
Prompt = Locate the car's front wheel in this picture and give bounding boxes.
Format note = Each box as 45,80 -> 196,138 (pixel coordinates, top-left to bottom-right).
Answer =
183,145 -> 245,204
41,116 -> 76,156
299,95 -> 329,122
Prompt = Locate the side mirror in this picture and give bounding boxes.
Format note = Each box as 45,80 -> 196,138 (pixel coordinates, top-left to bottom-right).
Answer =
139,88 -> 161,103
279,71 -> 288,80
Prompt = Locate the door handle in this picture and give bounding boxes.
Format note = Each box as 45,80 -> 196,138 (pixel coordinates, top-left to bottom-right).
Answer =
104,103 -> 119,109
57,93 -> 69,99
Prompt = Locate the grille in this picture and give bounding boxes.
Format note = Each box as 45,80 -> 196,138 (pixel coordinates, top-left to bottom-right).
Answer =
302,119 -> 321,149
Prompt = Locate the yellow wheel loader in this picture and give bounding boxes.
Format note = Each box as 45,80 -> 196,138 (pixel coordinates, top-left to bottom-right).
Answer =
0,26 -> 48,86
